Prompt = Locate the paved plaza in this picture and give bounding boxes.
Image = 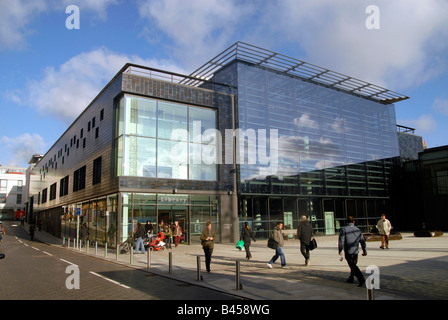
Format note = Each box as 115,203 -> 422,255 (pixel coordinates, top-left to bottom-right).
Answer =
17,222 -> 448,300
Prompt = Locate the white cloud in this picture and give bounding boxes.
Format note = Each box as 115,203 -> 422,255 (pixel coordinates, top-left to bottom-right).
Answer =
0,0 -> 47,50
137,0 -> 255,68
8,47 -> 185,123
0,0 -> 118,50
433,98 -> 448,116
254,0 -> 448,91
137,0 -> 448,91
399,114 -> 438,134
1,133 -> 46,166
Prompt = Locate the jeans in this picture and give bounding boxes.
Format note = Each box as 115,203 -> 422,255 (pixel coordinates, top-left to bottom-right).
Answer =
269,246 -> 286,266
135,237 -> 145,253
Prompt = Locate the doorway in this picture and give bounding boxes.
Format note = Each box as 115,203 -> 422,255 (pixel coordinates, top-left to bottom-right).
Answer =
157,205 -> 188,244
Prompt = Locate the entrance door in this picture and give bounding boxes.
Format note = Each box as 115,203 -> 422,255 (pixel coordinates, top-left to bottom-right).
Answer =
157,205 -> 188,244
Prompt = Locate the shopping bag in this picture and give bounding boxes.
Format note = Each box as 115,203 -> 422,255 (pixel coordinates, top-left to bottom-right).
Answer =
236,240 -> 244,250
309,238 -> 317,251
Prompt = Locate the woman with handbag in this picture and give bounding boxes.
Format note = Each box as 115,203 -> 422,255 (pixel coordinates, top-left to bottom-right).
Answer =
173,221 -> 182,247
297,215 -> 314,266
240,222 -> 256,260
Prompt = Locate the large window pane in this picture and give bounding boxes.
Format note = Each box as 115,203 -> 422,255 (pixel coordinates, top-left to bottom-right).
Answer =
125,96 -> 157,138
124,136 -> 156,177
157,140 -> 188,179
158,101 -> 188,140
189,106 -> 217,142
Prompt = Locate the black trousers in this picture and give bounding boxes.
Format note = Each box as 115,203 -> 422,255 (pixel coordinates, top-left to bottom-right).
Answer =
345,254 -> 364,284
300,241 -> 310,261
244,242 -> 252,259
203,246 -> 213,272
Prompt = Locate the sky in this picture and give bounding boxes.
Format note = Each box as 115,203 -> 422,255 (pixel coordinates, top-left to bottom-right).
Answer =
1,0 -> 447,168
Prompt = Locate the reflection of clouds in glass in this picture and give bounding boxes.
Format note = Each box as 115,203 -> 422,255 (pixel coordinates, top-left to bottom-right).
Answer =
294,114 -> 319,129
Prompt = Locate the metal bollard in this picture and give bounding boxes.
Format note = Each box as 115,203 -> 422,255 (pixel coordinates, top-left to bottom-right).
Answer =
95,242 -> 98,255
67,238 -> 70,248
236,260 -> 241,290
147,249 -> 151,269
169,251 -> 172,274
197,256 -> 201,281
130,248 -> 133,264
104,242 -> 107,258
367,287 -> 374,300
116,245 -> 119,261
86,241 -> 89,253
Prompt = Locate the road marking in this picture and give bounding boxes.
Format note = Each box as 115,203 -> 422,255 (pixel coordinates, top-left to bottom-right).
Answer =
23,243 -> 29,247
89,271 -> 131,289
60,258 -> 78,266
43,251 -> 53,256
31,246 -> 40,251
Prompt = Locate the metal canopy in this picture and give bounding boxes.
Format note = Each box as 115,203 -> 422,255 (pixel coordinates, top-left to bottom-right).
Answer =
184,42 -> 409,104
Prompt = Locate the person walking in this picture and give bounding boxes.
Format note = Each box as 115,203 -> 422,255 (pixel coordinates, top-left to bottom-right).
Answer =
376,214 -> 393,249
200,221 -> 216,273
338,216 -> 367,287
134,222 -> 146,254
80,223 -> 89,247
0,221 -> 5,245
267,222 -> 288,269
173,221 -> 182,247
240,222 -> 256,260
164,224 -> 173,249
297,215 -> 313,266
29,223 -> 35,241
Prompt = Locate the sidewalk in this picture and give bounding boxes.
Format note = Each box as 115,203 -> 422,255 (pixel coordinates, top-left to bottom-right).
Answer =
20,222 -> 448,300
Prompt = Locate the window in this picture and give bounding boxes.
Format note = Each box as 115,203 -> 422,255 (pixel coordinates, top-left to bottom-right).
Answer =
0,194 -> 5,204
116,95 -> 218,181
95,127 -> 99,139
42,188 -> 47,203
73,166 -> 86,192
100,108 -> 104,121
60,175 -> 69,197
17,180 -> 23,192
436,170 -> 448,195
0,179 -> 6,191
50,183 -> 57,200
93,157 -> 102,185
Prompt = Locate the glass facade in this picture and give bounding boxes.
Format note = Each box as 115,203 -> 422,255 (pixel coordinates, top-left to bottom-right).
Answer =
215,61 -> 401,234
115,94 -> 218,181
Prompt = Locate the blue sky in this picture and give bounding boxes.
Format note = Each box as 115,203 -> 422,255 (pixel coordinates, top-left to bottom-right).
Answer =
1,0 -> 447,167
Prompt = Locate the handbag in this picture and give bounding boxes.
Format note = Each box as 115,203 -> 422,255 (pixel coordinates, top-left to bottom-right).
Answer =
236,240 -> 244,250
309,238 -> 317,251
267,237 -> 277,249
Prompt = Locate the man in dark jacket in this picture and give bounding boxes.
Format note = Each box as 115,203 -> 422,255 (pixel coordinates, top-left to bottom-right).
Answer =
200,221 -> 216,273
338,216 -> 367,287
297,215 -> 313,266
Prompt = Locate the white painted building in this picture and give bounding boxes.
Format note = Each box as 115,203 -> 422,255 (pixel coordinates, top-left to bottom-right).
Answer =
0,165 -> 27,220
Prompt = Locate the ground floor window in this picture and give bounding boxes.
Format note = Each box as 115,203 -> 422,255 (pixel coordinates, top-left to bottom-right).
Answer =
239,196 -> 389,238
61,193 -> 220,247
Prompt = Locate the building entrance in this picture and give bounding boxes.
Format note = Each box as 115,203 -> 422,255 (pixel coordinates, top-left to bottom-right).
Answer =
157,205 -> 188,244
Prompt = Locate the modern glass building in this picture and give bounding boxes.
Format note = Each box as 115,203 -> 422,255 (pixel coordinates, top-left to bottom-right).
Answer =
27,42 -> 410,245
